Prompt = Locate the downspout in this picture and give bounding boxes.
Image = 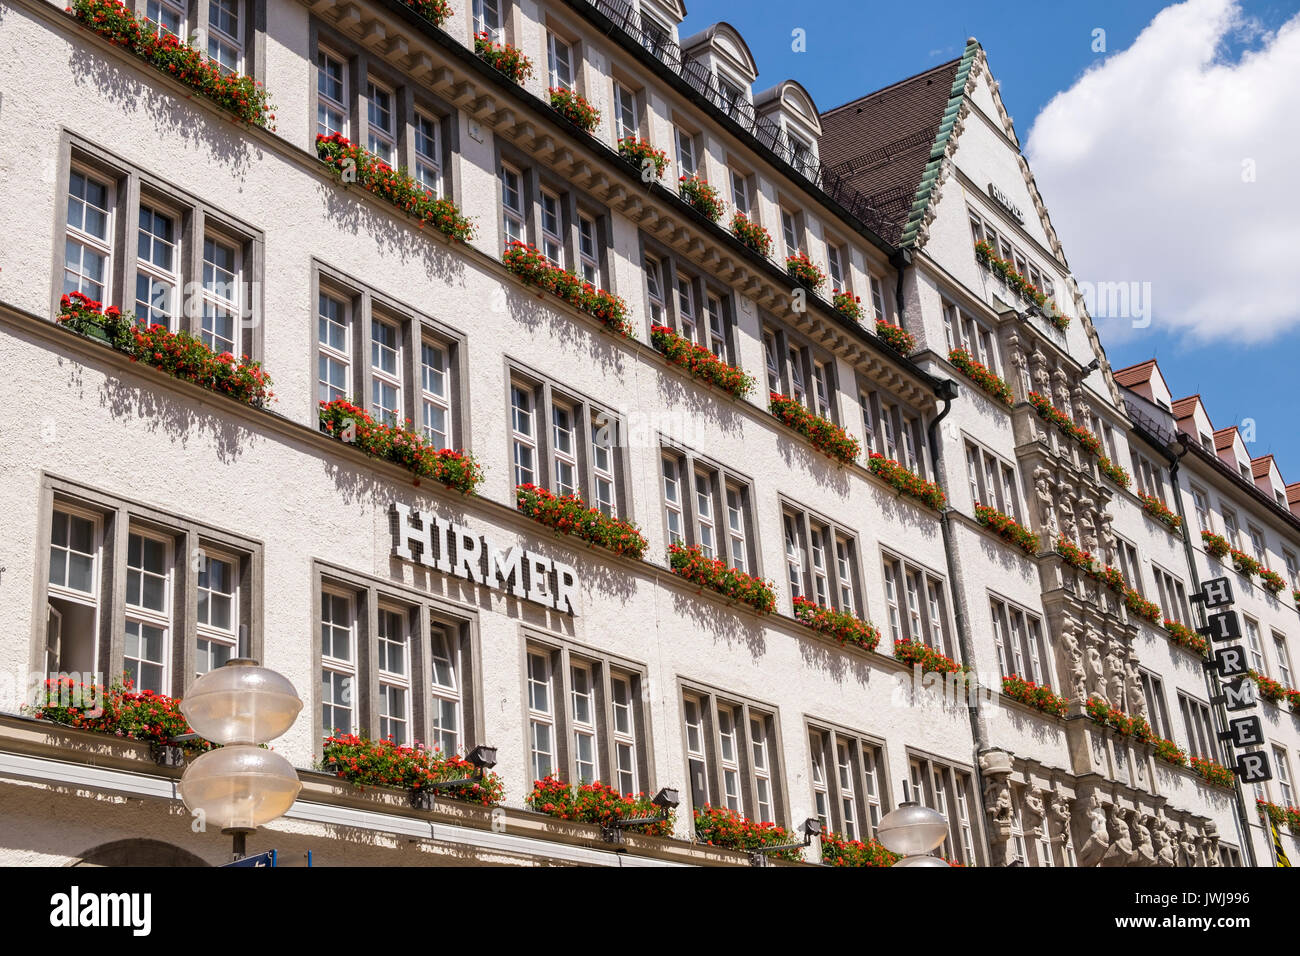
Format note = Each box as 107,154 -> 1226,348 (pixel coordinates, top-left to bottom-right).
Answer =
1167,434 -> 1259,867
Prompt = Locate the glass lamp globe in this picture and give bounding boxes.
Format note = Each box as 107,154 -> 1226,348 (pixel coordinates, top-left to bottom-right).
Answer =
894,854 -> 952,867
179,745 -> 302,831
180,659 -> 302,745
877,802 -> 950,856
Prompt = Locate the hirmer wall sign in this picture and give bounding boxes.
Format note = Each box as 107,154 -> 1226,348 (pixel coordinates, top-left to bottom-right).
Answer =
389,502 -> 579,615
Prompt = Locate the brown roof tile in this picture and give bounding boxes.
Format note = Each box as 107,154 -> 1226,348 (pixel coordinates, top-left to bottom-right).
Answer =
1171,394 -> 1203,421
1252,456 -> 1276,480
1113,359 -> 1157,388
1213,427 -> 1239,451
818,59 -> 962,244
1288,484 -> 1300,506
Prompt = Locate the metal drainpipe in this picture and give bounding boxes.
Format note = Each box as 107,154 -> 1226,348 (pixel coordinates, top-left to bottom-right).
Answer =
1167,435 -> 1259,867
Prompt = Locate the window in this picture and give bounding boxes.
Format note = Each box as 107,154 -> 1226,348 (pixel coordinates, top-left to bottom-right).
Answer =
44,506 -> 101,678
207,0 -> 242,74
145,0 -> 185,36
547,32 -> 574,90
675,127 -> 697,177
1139,670 -> 1172,741
317,49 -> 348,138
883,555 -> 953,658
320,589 -> 356,735
613,82 -> 638,140
1133,454 -> 1164,503
377,608 -> 411,744
539,189 -> 565,266
428,620 -> 462,754
1244,617 -> 1266,675
369,317 -> 401,424
868,274 -> 887,322
134,204 -> 180,329
718,77 -> 745,117
124,531 -> 172,694
1115,537 -> 1143,596
826,243 -> 847,293
64,168 -> 113,301
1276,748 -> 1294,808
809,726 -> 887,841
1152,566 -> 1190,624
908,754 -> 980,865
730,169 -> 751,217
860,386 -> 929,478
1192,486 -> 1211,533
317,291 -> 351,404
420,340 -> 452,448
195,551 -> 238,676
577,215 -> 599,285
1179,694 -> 1218,762
500,164 -> 526,245
965,441 -> 1020,517
528,642 -> 649,792
644,255 -> 666,324
200,235 -> 240,355
414,112 -> 442,198
782,502 -> 861,614
764,324 -> 840,422
781,208 -> 801,256
989,597 -> 1049,685
472,0 -> 502,41
660,446 -> 754,571
1222,509 -> 1241,550
1273,632 -> 1292,689
650,254 -> 732,359
1248,525 -> 1268,565
683,687 -> 783,824
944,301 -> 999,374
510,374 -> 623,512
366,80 -> 397,165
1284,550 -> 1299,590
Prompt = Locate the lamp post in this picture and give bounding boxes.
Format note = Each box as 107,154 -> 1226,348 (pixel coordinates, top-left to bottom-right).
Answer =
876,802 -> 951,867
178,659 -> 303,861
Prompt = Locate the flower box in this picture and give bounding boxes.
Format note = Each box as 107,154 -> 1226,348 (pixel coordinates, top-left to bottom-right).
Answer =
321,733 -> 504,805
318,399 -> 483,493
516,484 -> 647,558
1201,530 -> 1231,559
474,32 -> 533,84
893,637 -> 965,676
785,253 -> 826,292
1163,619 -> 1207,657
1001,675 -> 1067,717
315,133 -> 476,242
1028,392 -> 1102,455
678,175 -> 725,221
1153,737 -> 1187,767
667,544 -> 775,614
502,241 -> 632,336
548,87 -> 600,132
71,0 -> 276,128
769,393 -> 860,465
948,348 -> 1012,404
792,596 -> 881,651
730,212 -> 772,256
974,504 -> 1038,555
1123,587 -> 1161,624
1229,548 -> 1261,578
868,453 -> 945,510
527,775 -> 674,836
1084,699 -> 1152,742
832,291 -> 864,322
650,325 -> 754,398
1137,492 -> 1182,533
1249,670 -> 1287,704
617,138 -> 668,179
58,293 -> 275,408
1256,798 -> 1294,829
1186,757 -> 1232,790
1287,688 -> 1300,711
1098,455 -> 1131,489
399,0 -> 452,26
973,241 -> 1070,330
1260,568 -> 1286,595
819,830 -> 899,867
874,319 -> 915,356
29,676 -> 214,754
694,804 -> 803,862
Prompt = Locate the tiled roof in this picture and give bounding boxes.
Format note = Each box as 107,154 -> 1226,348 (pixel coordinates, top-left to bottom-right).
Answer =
1252,456 -> 1276,480
1289,484 -> 1300,507
1171,394 -> 1203,421
1113,359 -> 1157,388
1213,426 -> 1239,452
818,50 -> 967,244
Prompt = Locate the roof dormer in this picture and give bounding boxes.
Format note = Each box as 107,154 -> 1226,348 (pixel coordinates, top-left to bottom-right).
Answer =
755,79 -> 822,173
1214,427 -> 1252,481
636,0 -> 687,48
681,21 -> 758,98
1172,394 -> 1215,452
1251,455 -> 1287,507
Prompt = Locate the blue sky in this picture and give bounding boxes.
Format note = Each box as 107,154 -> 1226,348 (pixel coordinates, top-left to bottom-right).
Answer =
684,0 -> 1300,483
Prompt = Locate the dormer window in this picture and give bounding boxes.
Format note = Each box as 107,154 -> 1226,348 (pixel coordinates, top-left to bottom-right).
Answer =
719,78 -> 745,118
788,132 -> 813,172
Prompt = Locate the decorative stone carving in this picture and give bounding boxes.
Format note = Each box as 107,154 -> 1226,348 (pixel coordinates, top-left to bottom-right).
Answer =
1086,644 -> 1106,704
1052,367 -> 1071,418
1061,623 -> 1088,701
1100,804 -> 1136,867
1023,788 -> 1046,840
1180,825 -> 1200,867
1033,466 -> 1057,538
1100,511 -> 1118,567
1031,347 -> 1050,396
1153,812 -> 1177,867
1058,494 -> 1077,544
1007,330 -> 1029,398
1134,813 -> 1157,866
1077,792 -> 1110,867
1078,495 -> 1098,552
1105,644 -> 1126,711
1126,660 -> 1147,720
1204,822 -> 1221,867
1049,794 -> 1072,848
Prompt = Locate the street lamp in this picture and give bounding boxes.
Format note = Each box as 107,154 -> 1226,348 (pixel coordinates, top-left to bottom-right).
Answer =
179,659 -> 303,860
600,787 -> 680,845
876,802 -> 951,867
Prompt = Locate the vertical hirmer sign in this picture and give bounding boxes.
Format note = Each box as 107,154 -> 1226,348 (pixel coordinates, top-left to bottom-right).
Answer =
389,502 -> 580,615
1196,576 -> 1270,783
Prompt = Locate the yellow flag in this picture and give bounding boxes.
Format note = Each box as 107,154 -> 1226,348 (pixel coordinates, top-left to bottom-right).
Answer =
1273,820 -> 1292,867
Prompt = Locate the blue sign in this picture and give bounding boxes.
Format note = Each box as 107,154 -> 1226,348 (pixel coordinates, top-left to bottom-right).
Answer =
222,850 -> 276,868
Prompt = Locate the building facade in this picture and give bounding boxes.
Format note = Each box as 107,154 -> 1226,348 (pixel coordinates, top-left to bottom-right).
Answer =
0,0 -> 1293,866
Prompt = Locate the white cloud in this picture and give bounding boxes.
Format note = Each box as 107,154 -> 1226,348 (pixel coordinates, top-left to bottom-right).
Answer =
1024,0 -> 1300,344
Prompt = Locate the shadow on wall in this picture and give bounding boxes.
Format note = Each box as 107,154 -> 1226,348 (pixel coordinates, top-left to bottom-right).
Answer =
867,485 -> 943,540
320,185 -> 468,289
771,434 -> 853,496
503,287 -> 629,378
667,590 -> 768,661
653,372 -> 748,439
72,838 -> 210,867
797,637 -> 878,689
98,364 -> 258,464
68,47 -> 262,182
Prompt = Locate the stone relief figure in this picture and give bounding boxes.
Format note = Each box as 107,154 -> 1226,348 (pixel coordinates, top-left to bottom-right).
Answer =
1007,331 -> 1029,398
1104,644 -> 1126,708
1204,823 -> 1221,867
1180,826 -> 1200,867
1153,809 -> 1177,866
1126,661 -> 1148,719
1052,367 -> 1072,418
1101,804 -> 1136,867
1023,788 -> 1046,838
1031,346 -> 1050,396
1049,794 -> 1072,847
1086,644 -> 1106,703
1033,466 -> 1057,537
1058,494 -> 1077,544
1078,496 -> 1098,552
1077,793 -> 1111,867
1134,814 -> 1157,866
1061,625 -> 1088,701
1100,510 -> 1118,567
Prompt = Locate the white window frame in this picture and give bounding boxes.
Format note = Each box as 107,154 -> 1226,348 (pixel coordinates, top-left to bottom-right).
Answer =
376,607 -> 412,744
195,548 -> 239,677
321,588 -> 357,736
317,48 -> 348,138
419,337 -> 453,449
123,529 -> 172,695
369,315 -> 402,424
64,166 -> 114,303
200,233 -> 241,355
134,202 -> 181,330
366,78 -> 397,165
